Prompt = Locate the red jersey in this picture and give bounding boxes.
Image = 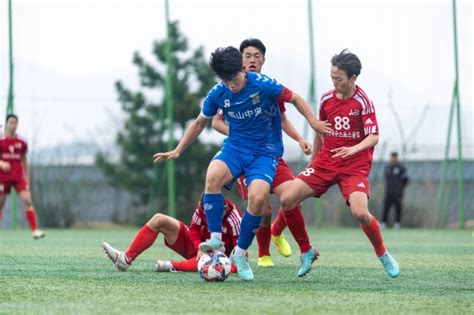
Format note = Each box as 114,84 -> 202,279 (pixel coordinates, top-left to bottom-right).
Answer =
0,134 -> 28,180
188,198 -> 242,256
315,86 -> 378,175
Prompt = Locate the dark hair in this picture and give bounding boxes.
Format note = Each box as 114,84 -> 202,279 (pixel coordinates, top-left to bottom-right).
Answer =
331,49 -> 362,78
239,38 -> 266,56
6,113 -> 18,122
209,46 -> 243,81
390,152 -> 399,157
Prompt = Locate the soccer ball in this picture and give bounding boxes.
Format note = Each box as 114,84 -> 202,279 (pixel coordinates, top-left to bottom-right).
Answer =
198,251 -> 231,282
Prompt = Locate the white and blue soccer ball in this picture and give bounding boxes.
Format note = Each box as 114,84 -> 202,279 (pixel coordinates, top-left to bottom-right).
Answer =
198,251 -> 231,282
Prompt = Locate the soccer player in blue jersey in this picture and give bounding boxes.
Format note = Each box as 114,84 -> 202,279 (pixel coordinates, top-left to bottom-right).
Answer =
154,46 -> 332,281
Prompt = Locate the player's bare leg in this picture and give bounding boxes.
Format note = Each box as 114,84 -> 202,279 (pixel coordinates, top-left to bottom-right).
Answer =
19,190 -> 44,239
349,192 -> 400,278
280,179 -> 320,277
0,194 -> 6,223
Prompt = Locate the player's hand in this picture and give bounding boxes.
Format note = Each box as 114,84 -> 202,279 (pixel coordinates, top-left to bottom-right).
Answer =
153,150 -> 180,164
314,120 -> 332,134
0,161 -> 11,172
298,139 -> 312,155
331,146 -> 358,158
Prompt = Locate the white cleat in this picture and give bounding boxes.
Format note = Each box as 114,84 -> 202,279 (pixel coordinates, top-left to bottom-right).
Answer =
32,229 -> 45,240
155,260 -> 176,272
101,242 -> 130,271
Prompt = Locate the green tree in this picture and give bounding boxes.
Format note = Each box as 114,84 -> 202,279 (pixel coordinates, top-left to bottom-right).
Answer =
96,21 -> 218,223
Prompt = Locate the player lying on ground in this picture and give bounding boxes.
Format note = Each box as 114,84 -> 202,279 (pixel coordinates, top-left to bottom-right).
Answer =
280,49 -> 400,278
0,114 -> 44,239
212,38 -> 317,271
154,46 -> 332,281
102,196 -> 242,273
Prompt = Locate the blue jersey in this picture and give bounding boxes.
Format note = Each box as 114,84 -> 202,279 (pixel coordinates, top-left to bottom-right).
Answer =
201,72 -> 284,157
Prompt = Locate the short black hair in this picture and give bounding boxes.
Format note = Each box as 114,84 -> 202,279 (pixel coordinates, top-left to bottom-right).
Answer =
331,49 -> 362,78
6,113 -> 18,122
390,152 -> 399,157
239,38 -> 266,56
209,46 -> 243,81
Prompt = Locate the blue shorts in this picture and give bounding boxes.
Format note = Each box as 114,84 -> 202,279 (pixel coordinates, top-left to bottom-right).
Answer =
213,145 -> 278,188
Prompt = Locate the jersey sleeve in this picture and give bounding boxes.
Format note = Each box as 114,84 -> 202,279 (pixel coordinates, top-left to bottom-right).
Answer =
276,86 -> 293,113
258,73 -> 283,99
188,207 -> 204,249
201,84 -> 222,118
361,101 -> 379,136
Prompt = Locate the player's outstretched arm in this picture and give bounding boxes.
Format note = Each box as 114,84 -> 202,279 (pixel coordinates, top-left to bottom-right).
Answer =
211,113 -> 229,136
289,92 -> 332,135
153,115 -> 208,163
331,134 -> 379,158
281,112 -> 312,155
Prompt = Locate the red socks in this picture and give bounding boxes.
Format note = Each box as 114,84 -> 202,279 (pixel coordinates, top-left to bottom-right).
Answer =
171,258 -> 237,273
271,208 -> 287,236
25,208 -> 38,231
125,224 -> 158,262
171,258 -> 198,272
284,206 -> 311,253
256,226 -> 271,257
360,216 -> 386,257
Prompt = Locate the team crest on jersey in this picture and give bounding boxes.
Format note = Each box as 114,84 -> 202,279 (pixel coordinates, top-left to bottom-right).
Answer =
8,145 -> 14,154
223,99 -> 230,108
250,93 -> 261,105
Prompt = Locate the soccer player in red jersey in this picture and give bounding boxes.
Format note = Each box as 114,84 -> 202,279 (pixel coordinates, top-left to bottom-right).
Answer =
212,38 -> 317,273
102,196 -> 242,273
280,49 -> 400,278
0,114 -> 45,239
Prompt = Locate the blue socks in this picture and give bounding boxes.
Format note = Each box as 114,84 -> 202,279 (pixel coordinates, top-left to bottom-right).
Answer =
237,211 -> 262,250
203,193 -> 224,234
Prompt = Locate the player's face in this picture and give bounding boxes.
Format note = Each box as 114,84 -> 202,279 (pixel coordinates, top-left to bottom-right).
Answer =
242,46 -> 265,73
223,70 -> 247,93
331,66 -> 356,96
6,117 -> 18,134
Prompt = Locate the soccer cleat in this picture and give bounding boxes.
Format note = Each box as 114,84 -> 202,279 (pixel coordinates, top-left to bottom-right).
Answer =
198,236 -> 224,253
231,250 -> 254,281
155,260 -> 176,272
379,251 -> 400,278
32,229 -> 45,240
271,234 -> 292,257
297,247 -> 319,277
101,242 -> 130,271
257,255 -> 274,267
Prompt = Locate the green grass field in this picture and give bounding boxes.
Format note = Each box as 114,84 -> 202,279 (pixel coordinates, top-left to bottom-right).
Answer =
0,228 -> 472,314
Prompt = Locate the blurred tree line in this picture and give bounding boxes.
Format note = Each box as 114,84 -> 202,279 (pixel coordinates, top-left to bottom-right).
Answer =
96,21 -> 219,224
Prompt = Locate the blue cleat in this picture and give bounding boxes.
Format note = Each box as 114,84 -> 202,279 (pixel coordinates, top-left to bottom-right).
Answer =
198,236 -> 224,253
379,251 -> 400,278
297,247 -> 319,277
231,251 -> 254,281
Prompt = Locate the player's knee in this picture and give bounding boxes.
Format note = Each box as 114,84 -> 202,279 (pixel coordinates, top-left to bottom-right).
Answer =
352,210 -> 371,225
205,174 -> 224,192
149,213 -> 166,229
280,193 -> 296,211
247,194 -> 266,214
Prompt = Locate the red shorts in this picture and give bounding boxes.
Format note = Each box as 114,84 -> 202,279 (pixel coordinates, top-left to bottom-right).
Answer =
0,177 -> 29,194
164,222 -> 198,259
236,157 -> 294,199
296,165 -> 370,204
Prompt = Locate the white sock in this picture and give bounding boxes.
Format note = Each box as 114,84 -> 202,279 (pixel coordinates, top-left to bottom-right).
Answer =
211,232 -> 222,240
233,246 -> 247,256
